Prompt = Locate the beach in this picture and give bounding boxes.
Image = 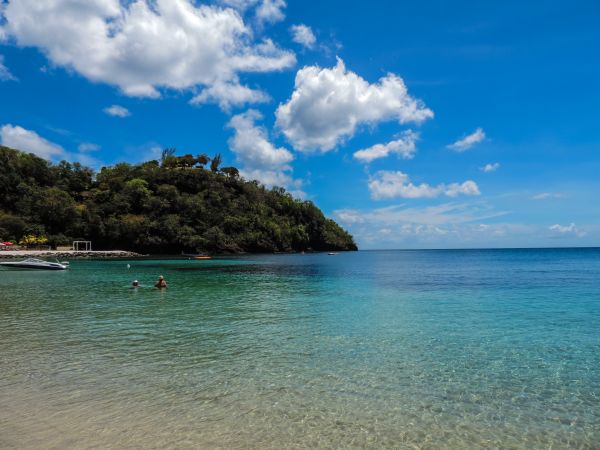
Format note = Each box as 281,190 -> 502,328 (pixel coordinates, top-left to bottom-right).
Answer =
0,250 -> 142,259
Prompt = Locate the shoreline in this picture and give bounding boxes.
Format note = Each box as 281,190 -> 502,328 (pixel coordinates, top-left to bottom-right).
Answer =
0,250 -> 143,259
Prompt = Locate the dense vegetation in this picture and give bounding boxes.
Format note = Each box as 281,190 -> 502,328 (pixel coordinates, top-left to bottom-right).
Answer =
0,146 -> 357,253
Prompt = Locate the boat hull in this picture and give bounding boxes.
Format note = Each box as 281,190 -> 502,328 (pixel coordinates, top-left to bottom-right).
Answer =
0,262 -> 68,270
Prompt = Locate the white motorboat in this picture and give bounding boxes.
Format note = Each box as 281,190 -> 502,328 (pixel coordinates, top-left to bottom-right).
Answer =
0,258 -> 69,270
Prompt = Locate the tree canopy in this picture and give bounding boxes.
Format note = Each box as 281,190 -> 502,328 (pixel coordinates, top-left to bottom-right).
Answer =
0,146 -> 357,253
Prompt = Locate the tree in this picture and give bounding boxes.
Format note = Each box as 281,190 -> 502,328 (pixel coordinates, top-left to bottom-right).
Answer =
0,146 -> 358,253
210,153 -> 222,173
161,147 -> 176,166
179,154 -> 197,168
196,154 -> 210,167
220,166 -> 239,178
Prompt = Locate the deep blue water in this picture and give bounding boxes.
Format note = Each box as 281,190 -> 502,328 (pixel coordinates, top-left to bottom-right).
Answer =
1,248 -> 599,448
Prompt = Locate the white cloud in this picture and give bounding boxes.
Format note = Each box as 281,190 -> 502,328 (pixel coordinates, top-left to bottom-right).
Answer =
191,81 -> 269,111
219,0 -> 259,12
0,0 -> 295,109
448,127 -> 486,151
333,202 -> 514,248
104,105 -> 131,118
275,58 -> 433,152
227,109 -> 300,190
353,130 -> 418,163
218,0 -> 285,26
0,55 -> 17,81
78,142 -> 101,152
335,211 -> 363,225
290,24 -> 316,49
368,171 -> 480,200
0,124 -> 65,159
549,223 -> 585,237
532,192 -> 565,200
334,204 -> 598,249
445,181 -> 480,197
255,0 -> 286,25
0,124 -> 107,166
481,162 -> 500,173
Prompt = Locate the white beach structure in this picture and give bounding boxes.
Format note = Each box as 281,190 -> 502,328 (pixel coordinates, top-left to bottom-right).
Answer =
73,241 -> 92,251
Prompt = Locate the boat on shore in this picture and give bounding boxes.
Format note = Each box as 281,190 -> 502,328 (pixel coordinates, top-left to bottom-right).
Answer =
0,258 -> 69,270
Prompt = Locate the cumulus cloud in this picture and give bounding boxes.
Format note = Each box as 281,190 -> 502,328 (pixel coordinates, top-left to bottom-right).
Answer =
275,58 -> 433,152
0,0 -> 295,109
481,162 -> 500,172
448,127 -> 486,151
255,0 -> 286,25
368,171 -> 480,200
104,105 -> 131,118
0,124 -> 106,167
191,81 -> 269,111
218,0 -> 285,26
0,55 -> 17,81
227,109 -> 301,192
353,130 -> 418,163
290,24 -> 316,49
549,223 -> 585,237
0,124 -> 65,159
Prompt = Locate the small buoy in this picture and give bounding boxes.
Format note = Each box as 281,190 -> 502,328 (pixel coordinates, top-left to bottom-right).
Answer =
127,264 -> 131,269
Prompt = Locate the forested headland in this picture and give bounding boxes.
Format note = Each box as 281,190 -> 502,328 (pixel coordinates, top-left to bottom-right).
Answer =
0,146 -> 357,253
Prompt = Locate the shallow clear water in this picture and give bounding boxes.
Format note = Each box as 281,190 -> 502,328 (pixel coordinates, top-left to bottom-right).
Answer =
1,249 -> 600,449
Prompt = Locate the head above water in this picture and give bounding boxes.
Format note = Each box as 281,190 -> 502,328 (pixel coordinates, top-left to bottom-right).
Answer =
159,275 -> 164,280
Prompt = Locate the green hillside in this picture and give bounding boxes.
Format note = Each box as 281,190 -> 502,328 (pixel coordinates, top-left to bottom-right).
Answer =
0,146 -> 357,253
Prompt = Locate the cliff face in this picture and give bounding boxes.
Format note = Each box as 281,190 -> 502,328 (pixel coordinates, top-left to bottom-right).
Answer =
0,146 -> 357,253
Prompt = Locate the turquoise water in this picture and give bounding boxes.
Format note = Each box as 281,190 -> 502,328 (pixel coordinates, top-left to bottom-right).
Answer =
1,249 -> 599,448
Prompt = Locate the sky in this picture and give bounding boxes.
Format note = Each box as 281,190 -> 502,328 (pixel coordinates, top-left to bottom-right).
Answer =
0,0 -> 599,249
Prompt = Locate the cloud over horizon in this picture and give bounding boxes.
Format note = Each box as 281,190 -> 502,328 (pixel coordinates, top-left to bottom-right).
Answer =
549,222 -> 585,237
333,202 -> 521,248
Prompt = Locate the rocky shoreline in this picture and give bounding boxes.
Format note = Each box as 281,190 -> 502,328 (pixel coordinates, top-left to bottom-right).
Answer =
0,250 -> 143,259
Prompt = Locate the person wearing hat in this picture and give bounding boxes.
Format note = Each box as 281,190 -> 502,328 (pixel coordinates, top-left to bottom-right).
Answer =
131,280 -> 140,288
155,275 -> 168,289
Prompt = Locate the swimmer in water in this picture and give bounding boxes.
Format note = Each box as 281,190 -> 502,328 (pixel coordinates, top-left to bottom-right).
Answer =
154,275 -> 167,289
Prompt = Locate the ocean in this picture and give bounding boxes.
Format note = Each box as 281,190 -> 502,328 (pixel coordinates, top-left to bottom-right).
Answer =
1,249 -> 599,448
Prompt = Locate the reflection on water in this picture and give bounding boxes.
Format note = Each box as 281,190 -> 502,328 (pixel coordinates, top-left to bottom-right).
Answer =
1,249 -> 600,448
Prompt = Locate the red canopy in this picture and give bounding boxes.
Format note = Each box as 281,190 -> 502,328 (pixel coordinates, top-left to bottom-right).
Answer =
2,242 -> 13,245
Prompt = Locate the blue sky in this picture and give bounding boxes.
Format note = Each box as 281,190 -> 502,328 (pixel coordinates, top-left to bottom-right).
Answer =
1,0 -> 599,248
